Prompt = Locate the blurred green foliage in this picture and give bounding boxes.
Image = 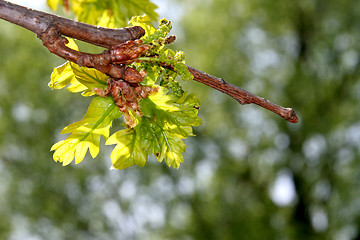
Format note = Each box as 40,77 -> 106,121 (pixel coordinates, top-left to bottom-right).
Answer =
0,0 -> 360,239
176,0 -> 360,239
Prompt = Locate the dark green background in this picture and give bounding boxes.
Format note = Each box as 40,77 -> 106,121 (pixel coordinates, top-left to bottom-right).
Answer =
0,0 -> 360,239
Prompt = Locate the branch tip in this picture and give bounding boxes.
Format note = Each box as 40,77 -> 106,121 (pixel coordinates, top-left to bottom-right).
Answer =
286,108 -> 299,123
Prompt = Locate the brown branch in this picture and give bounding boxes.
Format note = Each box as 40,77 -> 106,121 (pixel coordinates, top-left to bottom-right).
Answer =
188,67 -> 298,123
0,0 -> 298,123
0,0 -> 144,48
38,25 -> 149,80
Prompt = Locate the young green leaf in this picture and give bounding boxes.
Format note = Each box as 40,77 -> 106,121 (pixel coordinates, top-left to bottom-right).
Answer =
138,117 -> 187,169
129,17 -> 194,83
143,89 -> 201,167
68,0 -> 158,28
107,87 -> 201,170
158,131 -> 187,168
48,38 -> 107,96
129,16 -> 172,45
106,128 -> 147,170
49,61 -> 108,97
49,61 -> 78,91
143,87 -> 202,129
129,15 -> 158,40
70,62 -> 108,92
51,97 -> 122,166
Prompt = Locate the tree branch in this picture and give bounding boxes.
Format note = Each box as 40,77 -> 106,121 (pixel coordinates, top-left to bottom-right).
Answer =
0,0 -> 298,123
38,25 -> 150,80
0,0 -> 144,47
188,67 -> 298,123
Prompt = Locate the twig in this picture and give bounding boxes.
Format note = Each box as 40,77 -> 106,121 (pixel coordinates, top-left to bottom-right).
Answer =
188,67 -> 298,123
0,0 -> 298,123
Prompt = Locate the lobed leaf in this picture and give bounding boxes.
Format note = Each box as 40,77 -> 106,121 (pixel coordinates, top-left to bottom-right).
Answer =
70,62 -> 108,92
107,87 -> 201,170
143,89 -> 201,167
51,97 -> 122,166
139,118 -> 187,169
130,16 -> 172,47
49,38 -> 107,96
143,88 -> 202,129
160,132 -> 187,168
49,61 -> 108,96
49,61 -> 78,90
106,128 -> 147,170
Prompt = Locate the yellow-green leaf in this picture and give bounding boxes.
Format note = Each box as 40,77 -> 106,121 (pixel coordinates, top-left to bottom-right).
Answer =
47,0 -> 61,11
71,0 -> 158,28
49,38 -> 106,96
49,61 -> 107,96
106,129 -> 147,170
70,62 -> 108,90
66,38 -> 79,51
49,62 -> 76,90
129,15 -> 156,37
162,134 -> 186,168
51,97 -> 122,166
51,131 -> 100,165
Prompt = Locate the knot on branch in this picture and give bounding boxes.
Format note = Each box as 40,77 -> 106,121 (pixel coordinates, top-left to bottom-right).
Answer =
38,25 -> 68,53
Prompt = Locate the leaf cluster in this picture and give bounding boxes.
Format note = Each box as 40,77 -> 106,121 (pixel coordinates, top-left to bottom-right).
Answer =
107,88 -> 201,169
129,15 -> 194,92
47,4 -> 201,170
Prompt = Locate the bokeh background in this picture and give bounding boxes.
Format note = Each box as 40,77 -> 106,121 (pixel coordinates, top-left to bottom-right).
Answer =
1,0 -> 360,239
